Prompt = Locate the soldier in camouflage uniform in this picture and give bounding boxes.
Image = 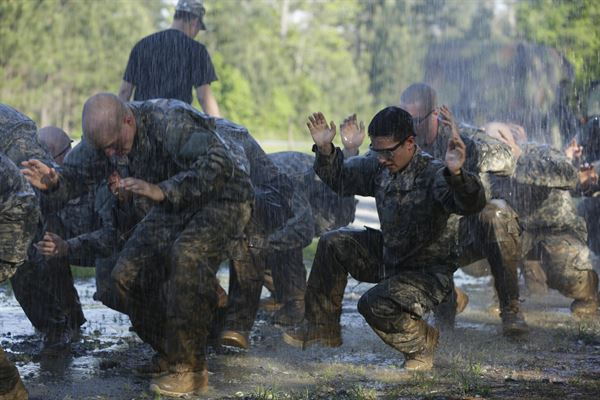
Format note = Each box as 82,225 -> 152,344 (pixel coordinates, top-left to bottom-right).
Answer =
486,124 -> 599,317
22,94 -> 254,397
0,104 -> 84,352
283,107 -> 486,371
211,118 -> 294,349
399,83 -> 528,336
0,153 -> 39,400
263,149 -> 358,326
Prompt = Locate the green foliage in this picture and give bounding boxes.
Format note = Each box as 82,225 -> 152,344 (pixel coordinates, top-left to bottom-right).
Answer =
516,0 -> 600,89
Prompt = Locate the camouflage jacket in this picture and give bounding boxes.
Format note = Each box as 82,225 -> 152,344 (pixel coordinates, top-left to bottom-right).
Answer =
421,124 -> 516,196
54,99 -> 254,211
0,153 -> 40,281
268,151 -> 357,250
315,147 -> 486,269
214,119 -> 293,244
490,144 -> 587,240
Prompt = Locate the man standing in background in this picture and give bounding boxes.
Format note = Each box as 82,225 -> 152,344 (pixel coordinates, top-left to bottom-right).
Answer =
118,0 -> 221,117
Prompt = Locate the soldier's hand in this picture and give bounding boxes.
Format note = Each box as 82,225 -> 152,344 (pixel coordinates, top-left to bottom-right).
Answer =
565,138 -> 583,163
578,163 -> 598,189
21,159 -> 59,190
36,232 -> 68,258
438,105 -> 459,138
307,112 -> 336,155
445,122 -> 467,176
340,114 -> 365,156
120,178 -> 165,202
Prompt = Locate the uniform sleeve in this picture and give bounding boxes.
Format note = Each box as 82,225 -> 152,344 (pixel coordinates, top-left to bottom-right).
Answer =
192,45 -> 218,87
266,189 -> 315,251
314,146 -> 379,197
464,133 -> 516,177
433,167 -> 487,216
514,145 -> 578,190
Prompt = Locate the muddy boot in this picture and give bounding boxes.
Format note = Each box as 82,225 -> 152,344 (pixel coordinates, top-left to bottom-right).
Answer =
522,260 -> 548,296
259,296 -> 283,312
455,287 -> 469,314
403,322 -> 439,371
570,271 -> 599,318
41,328 -> 72,356
0,378 -> 28,400
282,320 -> 342,350
500,300 -> 529,337
149,366 -> 208,397
219,330 -> 250,350
134,354 -> 168,377
273,300 -> 304,327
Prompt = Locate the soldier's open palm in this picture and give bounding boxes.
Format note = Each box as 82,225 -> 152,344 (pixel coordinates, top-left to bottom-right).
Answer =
340,114 -> 365,151
307,112 -> 336,148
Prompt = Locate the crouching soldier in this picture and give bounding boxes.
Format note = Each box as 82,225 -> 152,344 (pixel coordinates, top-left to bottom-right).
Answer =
283,107 -> 486,371
0,153 -> 40,399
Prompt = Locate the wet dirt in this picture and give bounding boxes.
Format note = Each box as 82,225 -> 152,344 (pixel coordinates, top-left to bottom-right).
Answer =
1,268 -> 599,400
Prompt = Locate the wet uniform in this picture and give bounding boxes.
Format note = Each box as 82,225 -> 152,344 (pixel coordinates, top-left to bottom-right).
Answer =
491,144 -> 598,306
52,99 -> 254,372
306,147 -> 485,355
0,104 -> 84,339
421,124 -> 522,323
265,151 -> 356,318
0,153 -> 39,396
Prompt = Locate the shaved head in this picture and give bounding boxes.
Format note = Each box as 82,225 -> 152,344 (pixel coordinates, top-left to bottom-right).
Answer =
38,126 -> 72,164
82,93 -> 127,149
399,83 -> 437,114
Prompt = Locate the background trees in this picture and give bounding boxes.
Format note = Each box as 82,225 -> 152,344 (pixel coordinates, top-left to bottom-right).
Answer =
1,0 -> 598,148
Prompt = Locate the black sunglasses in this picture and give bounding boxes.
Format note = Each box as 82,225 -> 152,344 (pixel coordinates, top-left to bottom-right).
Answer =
53,140 -> 73,159
369,141 -> 404,160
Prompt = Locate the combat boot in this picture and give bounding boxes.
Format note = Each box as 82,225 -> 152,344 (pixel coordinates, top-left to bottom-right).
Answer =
282,320 -> 342,350
570,271 -> 599,318
500,300 -> 529,337
219,330 -> 250,350
273,299 -> 305,327
403,322 -> 439,371
455,287 -> 469,314
0,378 -> 28,400
149,366 -> 208,397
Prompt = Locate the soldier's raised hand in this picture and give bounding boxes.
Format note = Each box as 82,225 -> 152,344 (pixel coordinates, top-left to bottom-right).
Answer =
21,159 -> 59,190
565,138 -> 583,163
578,163 -> 598,191
340,114 -> 365,155
307,112 -> 336,155
440,106 -> 466,175
35,232 -> 68,258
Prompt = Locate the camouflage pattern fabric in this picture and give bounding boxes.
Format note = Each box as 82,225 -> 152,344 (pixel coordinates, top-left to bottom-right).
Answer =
306,147 -> 485,354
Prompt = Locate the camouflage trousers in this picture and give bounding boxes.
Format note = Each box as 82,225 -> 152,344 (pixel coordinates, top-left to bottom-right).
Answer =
522,231 -> 597,300
437,200 -> 522,324
0,348 -> 20,395
265,248 -> 306,305
578,197 -> 600,255
305,227 -> 454,355
11,214 -> 85,336
110,200 -> 251,370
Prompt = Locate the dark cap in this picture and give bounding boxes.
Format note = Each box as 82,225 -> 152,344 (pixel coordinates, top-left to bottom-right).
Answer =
368,106 -> 415,142
176,0 -> 206,30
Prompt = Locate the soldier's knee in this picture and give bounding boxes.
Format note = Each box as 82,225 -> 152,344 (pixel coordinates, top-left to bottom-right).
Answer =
110,259 -> 136,293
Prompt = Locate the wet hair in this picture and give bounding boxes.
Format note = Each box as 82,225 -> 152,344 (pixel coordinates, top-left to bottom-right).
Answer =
82,93 -> 127,148
399,83 -> 437,114
368,106 -> 415,142
174,10 -> 198,23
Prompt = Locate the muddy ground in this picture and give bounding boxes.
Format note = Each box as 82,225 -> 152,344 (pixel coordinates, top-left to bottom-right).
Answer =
1,198 -> 599,399
1,270 -> 599,400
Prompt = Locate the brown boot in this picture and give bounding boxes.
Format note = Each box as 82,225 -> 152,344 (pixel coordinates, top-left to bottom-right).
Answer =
219,330 -> 249,350
500,300 -> 529,337
149,367 -> 208,397
570,271 -> 599,318
455,287 -> 469,314
0,378 -> 28,400
282,320 -> 342,350
403,322 -> 439,371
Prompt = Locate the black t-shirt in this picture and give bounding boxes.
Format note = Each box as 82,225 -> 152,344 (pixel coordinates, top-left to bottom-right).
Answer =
123,29 -> 218,104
